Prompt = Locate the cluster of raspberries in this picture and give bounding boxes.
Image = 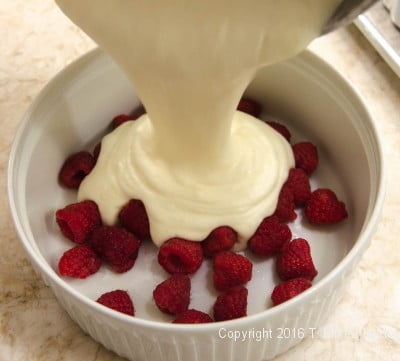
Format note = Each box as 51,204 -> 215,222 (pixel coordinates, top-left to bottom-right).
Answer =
56,98 -> 348,323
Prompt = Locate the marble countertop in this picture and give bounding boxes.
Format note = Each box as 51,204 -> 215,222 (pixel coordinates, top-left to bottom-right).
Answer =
1,1 -> 400,360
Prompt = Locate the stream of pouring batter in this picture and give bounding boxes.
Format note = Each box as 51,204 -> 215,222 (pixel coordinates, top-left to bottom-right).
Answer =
56,0 -> 341,248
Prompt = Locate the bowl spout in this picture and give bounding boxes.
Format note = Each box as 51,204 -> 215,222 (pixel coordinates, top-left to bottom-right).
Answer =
321,0 -> 378,34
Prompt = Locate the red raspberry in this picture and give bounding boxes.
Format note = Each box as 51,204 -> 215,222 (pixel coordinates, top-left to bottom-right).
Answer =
202,226 -> 237,258
271,278 -> 312,306
213,251 -> 252,291
248,216 -> 291,257
111,114 -> 137,129
237,98 -> 262,118
93,142 -> 101,162
213,286 -> 248,321
305,188 -> 348,225
130,105 -> 146,119
273,184 -> 297,222
173,309 -> 213,324
158,238 -> 203,275
153,275 -> 191,315
119,199 -> 151,239
111,105 -> 146,129
56,200 -> 101,244
97,290 -> 135,316
292,142 -> 318,175
277,238 -> 318,281
58,245 -> 101,279
89,226 -> 141,273
266,121 -> 291,142
112,114 -> 133,128
59,151 -> 95,189
110,258 -> 137,273
285,168 -> 311,206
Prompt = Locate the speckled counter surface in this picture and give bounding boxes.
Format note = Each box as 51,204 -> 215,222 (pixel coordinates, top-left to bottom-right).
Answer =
1,1 -> 400,360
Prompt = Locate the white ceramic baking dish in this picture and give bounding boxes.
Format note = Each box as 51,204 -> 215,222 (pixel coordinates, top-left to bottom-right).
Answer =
8,48 -> 385,361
